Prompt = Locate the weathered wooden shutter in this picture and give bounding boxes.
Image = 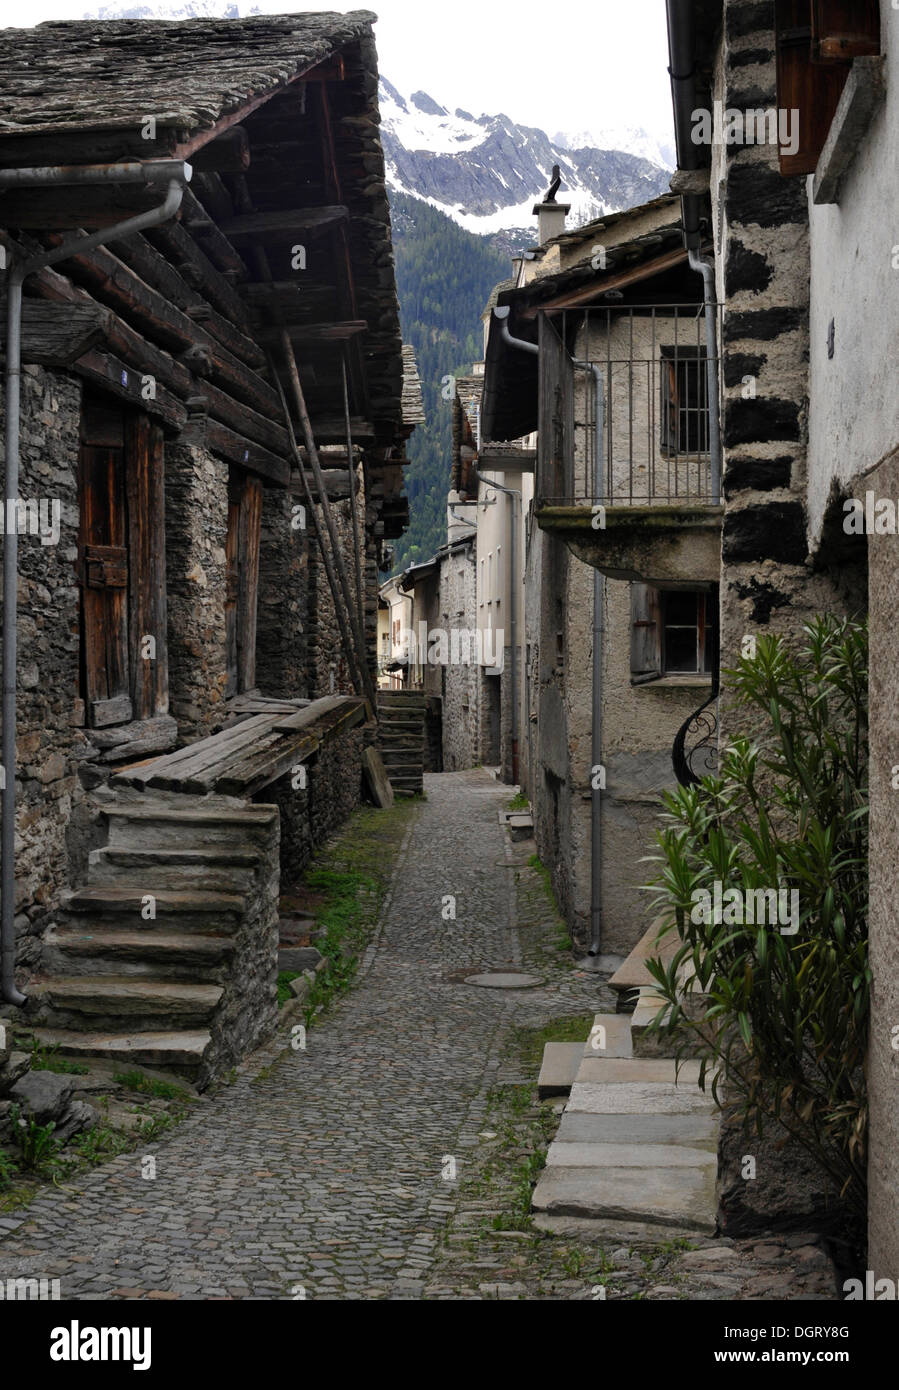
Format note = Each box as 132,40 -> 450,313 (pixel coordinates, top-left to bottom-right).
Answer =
79,431 -> 132,729
812,0 -> 880,61
775,0 -> 854,175
538,313 -> 574,502
630,583 -> 662,684
125,414 -> 168,719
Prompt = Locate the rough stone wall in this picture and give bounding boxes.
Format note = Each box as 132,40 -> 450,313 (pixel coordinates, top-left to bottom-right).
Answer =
306,481 -> 366,699
0,366 -> 83,981
601,581 -> 706,957
715,5 -> 856,700
439,541 -> 480,771
256,484 -> 308,700
164,443 -> 228,742
206,799 -> 280,1079
265,725 -> 364,886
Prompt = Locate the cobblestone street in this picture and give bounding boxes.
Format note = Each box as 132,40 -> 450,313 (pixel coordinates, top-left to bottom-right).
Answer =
0,770 -> 606,1300
0,769 -> 840,1301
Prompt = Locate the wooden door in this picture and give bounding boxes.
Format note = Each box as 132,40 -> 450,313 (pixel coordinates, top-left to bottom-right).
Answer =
79,407 -> 131,728
225,469 -> 262,698
78,395 -> 169,727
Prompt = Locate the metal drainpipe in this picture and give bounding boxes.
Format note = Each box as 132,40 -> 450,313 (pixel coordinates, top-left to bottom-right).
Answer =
688,249 -> 722,503
1,162 -> 189,1005
574,361 -> 605,958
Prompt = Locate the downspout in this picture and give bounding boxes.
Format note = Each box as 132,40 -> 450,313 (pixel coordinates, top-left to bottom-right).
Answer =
666,0 -> 722,501
1,162 -> 189,1006
688,249 -> 721,503
572,359 -> 605,959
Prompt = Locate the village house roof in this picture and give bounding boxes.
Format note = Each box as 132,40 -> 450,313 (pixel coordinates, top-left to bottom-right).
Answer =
0,12 -> 411,534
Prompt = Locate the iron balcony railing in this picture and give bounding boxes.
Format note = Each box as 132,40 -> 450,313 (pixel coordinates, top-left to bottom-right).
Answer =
537,304 -> 723,508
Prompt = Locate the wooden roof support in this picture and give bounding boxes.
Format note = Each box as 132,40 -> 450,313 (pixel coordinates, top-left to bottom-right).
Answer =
180,186 -> 248,279
188,125 -> 251,174
147,219 -> 257,334
252,319 -> 367,345
217,205 -> 349,237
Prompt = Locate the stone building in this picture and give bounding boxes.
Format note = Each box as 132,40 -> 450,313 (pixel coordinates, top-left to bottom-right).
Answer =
655,0 -> 892,1273
0,13 -> 414,1085
479,194 -> 718,956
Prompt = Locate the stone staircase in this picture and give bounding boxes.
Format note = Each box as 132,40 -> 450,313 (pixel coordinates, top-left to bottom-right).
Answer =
376,690 -> 425,797
27,786 -> 280,1089
532,920 -> 720,1234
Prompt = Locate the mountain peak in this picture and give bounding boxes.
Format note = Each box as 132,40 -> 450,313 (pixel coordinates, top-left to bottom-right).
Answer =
379,77 -> 673,240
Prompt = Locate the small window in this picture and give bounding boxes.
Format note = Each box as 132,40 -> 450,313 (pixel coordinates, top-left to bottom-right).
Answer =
631,584 -> 717,682
660,347 -> 709,456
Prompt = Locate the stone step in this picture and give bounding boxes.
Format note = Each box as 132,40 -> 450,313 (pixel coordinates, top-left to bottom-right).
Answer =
573,1057 -> 703,1087
554,1109 -> 718,1148
103,801 -> 278,851
609,915 -> 679,994
62,887 -> 245,933
43,927 -> 235,979
29,976 -> 223,1030
537,1042 -> 584,1098
566,1078 -> 718,1116
89,846 -> 261,892
530,1160 -> 717,1233
30,1026 -> 212,1074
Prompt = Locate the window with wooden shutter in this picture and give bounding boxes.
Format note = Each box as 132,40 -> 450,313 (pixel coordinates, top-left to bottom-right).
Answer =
630,583 -> 662,684
775,0 -> 881,176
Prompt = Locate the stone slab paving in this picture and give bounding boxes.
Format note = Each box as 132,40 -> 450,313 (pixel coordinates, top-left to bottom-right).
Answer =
0,770 -> 606,1301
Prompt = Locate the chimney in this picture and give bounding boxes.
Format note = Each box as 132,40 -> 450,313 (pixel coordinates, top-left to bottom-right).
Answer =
532,199 -> 569,245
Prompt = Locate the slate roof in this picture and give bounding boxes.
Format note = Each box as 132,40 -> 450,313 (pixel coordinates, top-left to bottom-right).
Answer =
0,12 -> 376,139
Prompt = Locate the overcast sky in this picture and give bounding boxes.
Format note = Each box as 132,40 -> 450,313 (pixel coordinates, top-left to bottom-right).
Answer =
0,0 -> 675,143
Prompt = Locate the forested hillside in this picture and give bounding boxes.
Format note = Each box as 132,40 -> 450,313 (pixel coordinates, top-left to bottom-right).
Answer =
390,192 -> 510,572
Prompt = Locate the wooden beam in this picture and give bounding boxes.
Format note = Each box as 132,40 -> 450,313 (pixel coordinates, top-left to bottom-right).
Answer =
146,219 -> 257,334
0,185 -> 176,230
8,299 -> 112,367
40,236 -> 281,419
180,186 -> 248,278
73,349 -> 187,432
253,319 -> 367,346
109,231 -> 264,369
217,206 -> 349,237
308,416 -> 376,444
182,415 -> 289,487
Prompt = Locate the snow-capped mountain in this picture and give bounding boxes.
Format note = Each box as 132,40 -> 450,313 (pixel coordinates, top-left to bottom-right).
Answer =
84,2 -> 258,17
379,79 -> 674,240
553,125 -> 677,173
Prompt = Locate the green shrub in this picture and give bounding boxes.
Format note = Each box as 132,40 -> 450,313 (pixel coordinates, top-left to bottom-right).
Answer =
643,616 -> 869,1219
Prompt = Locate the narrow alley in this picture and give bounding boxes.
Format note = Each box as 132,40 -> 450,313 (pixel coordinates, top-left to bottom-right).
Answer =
0,771 -> 604,1299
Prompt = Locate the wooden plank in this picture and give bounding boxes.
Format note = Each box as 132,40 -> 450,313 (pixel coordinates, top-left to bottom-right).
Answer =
237,475 -> 262,694
125,414 -> 169,720
272,694 -> 356,731
308,415 -> 376,443
119,713 -> 276,788
218,206 -> 349,237
522,248 -> 690,316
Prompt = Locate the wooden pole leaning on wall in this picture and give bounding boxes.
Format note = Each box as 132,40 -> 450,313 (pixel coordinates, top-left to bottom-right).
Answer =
266,350 -> 367,702
341,350 -> 366,655
277,329 -> 377,709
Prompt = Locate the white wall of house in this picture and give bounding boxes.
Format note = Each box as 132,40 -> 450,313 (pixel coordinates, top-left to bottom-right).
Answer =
807,30 -> 899,543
